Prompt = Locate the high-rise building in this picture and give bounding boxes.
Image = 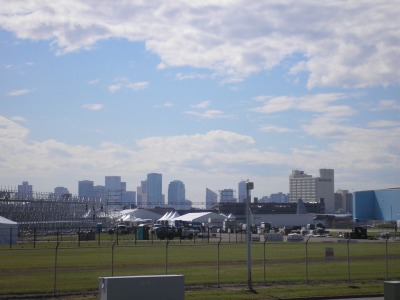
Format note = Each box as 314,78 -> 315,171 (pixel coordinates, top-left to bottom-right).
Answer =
168,180 -> 185,208
93,185 -> 105,200
147,173 -> 163,207
17,181 -> 33,199
137,180 -> 147,208
105,176 -> 122,207
289,169 -> 334,213
78,180 -> 94,200
220,189 -> 235,203
54,187 -> 69,196
334,189 -> 353,213
122,191 -> 136,208
270,192 -> 289,203
206,188 -> 218,209
238,181 -> 248,203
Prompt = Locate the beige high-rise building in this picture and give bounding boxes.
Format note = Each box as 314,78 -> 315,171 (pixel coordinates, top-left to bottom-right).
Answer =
289,169 -> 335,213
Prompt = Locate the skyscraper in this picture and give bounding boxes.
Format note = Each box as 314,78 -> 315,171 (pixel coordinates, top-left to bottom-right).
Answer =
206,188 -> 217,209
105,176 -> 123,208
147,173 -> 163,207
78,180 -> 94,200
17,181 -> 33,199
168,180 -> 185,209
220,189 -> 235,203
238,180 -> 248,203
289,169 -> 334,213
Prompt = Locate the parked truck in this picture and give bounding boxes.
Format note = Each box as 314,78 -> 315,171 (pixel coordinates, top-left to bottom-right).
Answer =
155,225 -> 197,240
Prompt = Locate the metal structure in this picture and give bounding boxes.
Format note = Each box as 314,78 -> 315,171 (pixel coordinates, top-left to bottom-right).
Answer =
0,187 -> 112,232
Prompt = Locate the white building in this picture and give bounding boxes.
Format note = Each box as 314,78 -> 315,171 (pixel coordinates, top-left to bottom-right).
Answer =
289,169 -> 335,213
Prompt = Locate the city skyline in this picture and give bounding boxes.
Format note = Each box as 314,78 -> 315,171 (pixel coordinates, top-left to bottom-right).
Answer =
1,2 -> 399,202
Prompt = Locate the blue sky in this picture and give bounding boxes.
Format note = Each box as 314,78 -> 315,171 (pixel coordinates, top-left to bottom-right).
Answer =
1,1 -> 399,206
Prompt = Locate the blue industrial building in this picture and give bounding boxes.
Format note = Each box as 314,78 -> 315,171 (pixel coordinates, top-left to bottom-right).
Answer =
353,188 -> 400,221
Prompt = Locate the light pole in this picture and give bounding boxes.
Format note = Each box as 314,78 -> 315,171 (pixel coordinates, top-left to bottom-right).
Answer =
246,181 -> 254,291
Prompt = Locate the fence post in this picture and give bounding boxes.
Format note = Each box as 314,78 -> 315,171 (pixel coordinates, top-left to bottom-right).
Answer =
9,227 -> 12,249
217,237 -> 222,287
53,242 -> 60,298
305,236 -> 311,284
385,237 -> 389,280
165,239 -> 170,275
263,236 -> 268,285
347,238 -> 351,284
33,227 -> 37,248
112,241 -> 117,277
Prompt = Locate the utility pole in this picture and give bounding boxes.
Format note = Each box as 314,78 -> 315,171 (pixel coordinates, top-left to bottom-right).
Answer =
246,180 -> 254,291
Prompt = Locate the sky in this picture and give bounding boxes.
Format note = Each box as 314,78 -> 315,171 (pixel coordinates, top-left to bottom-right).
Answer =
0,1 -> 399,207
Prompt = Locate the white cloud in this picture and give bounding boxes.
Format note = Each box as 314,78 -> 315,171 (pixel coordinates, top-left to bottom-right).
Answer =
251,93 -> 355,116
373,99 -> 400,111
0,1 -> 398,88
7,89 -> 32,96
185,109 -> 230,119
107,84 -> 122,94
128,81 -> 149,91
192,100 -> 211,109
368,120 -> 400,128
82,103 -> 104,110
259,125 -> 297,133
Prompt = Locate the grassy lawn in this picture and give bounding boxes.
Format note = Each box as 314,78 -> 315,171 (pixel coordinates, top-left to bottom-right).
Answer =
0,239 -> 399,298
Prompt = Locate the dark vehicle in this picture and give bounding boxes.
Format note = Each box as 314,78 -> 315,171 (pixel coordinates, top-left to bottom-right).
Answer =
155,226 -> 196,240
344,226 -> 368,239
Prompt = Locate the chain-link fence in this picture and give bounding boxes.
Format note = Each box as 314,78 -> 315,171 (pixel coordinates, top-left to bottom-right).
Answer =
1,228 -> 399,297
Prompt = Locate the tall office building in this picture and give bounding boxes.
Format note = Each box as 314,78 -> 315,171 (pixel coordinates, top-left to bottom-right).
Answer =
334,189 -> 353,213
78,180 -> 94,200
220,189 -> 235,203
206,188 -> 218,209
289,169 -> 334,213
137,180 -> 147,208
147,173 -> 163,207
238,181 -> 248,203
168,180 -> 185,209
54,187 -> 69,196
105,176 -> 122,207
17,181 -> 33,199
93,185 -> 105,200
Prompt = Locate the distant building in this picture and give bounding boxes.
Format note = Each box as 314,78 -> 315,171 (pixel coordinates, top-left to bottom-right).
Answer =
122,191 -> 136,209
78,180 -> 94,200
17,181 -> 33,199
270,192 -> 289,203
105,176 -> 123,207
54,187 -> 69,199
353,188 -> 400,222
220,189 -> 235,203
168,180 -> 185,209
238,181 -> 248,203
93,185 -> 105,200
147,173 -> 163,207
289,169 -> 334,213
334,189 -> 353,213
206,188 -> 218,209
137,180 -> 147,208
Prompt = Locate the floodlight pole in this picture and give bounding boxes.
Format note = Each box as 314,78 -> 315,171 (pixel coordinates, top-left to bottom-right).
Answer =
246,181 -> 254,291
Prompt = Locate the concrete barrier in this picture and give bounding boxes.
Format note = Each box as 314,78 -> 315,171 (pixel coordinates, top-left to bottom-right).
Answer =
384,281 -> 400,300
98,274 -> 184,300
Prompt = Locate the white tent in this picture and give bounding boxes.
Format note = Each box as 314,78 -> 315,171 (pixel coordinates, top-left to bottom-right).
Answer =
0,216 -> 18,244
172,212 -> 225,224
116,209 -> 162,223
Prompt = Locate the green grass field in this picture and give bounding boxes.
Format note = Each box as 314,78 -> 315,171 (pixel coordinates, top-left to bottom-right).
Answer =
0,238 -> 399,299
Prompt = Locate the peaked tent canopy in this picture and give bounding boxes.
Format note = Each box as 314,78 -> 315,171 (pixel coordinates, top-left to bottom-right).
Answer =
0,216 -> 18,244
